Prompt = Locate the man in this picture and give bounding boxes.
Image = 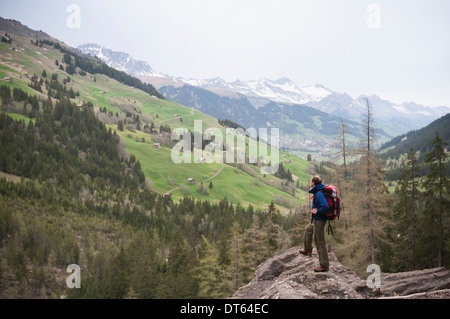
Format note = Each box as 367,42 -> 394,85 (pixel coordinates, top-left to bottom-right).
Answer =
299,175 -> 330,272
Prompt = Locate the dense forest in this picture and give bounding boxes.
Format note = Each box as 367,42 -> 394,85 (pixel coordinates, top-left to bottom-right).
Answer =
0,66 -> 448,299
0,89 -> 302,298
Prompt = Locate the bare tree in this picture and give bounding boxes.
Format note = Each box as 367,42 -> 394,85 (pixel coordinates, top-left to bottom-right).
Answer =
333,118 -> 352,181
332,118 -> 355,230
356,98 -> 390,265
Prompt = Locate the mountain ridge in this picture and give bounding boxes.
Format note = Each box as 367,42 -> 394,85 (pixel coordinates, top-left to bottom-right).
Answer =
77,42 -> 449,140
77,43 -> 165,78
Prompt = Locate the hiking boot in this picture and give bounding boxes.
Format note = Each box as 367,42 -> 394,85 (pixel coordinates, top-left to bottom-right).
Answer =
299,250 -> 312,256
314,266 -> 329,272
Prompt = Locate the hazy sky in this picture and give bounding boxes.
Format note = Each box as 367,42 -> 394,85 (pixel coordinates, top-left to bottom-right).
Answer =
1,0 -> 449,107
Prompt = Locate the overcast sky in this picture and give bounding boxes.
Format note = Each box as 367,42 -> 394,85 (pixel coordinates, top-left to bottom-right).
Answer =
1,0 -> 449,107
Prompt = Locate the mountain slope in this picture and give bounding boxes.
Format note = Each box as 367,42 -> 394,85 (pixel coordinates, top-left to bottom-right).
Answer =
159,84 -> 385,158
378,113 -> 450,161
185,77 -> 449,137
0,18 -> 308,211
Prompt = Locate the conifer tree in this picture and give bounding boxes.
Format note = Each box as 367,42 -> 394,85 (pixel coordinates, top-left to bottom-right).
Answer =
241,216 -> 266,282
265,201 -> 283,256
421,133 -> 449,267
197,236 -> 222,298
117,120 -> 124,131
161,231 -> 199,298
393,148 -> 420,270
0,85 -> 11,105
227,222 -> 244,293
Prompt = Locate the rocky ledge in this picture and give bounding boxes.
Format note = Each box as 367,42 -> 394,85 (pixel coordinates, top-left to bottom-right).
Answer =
231,246 -> 450,299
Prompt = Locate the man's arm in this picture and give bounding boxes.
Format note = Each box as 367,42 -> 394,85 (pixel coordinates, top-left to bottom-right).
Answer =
314,192 -> 329,216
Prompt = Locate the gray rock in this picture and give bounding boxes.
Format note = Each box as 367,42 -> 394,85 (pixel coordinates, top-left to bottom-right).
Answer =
232,246 -> 450,299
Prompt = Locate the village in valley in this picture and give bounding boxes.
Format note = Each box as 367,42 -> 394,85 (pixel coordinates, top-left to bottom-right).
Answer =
279,133 -> 335,160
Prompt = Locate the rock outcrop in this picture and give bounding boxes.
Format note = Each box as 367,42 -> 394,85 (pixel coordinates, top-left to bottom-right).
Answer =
232,246 -> 450,299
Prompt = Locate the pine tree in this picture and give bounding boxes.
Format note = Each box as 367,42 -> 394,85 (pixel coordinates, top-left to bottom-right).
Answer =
421,133 -> 449,267
161,231 -> 199,298
128,234 -> 161,298
0,85 -> 11,105
393,148 -> 420,270
107,247 -> 130,298
265,201 -> 282,256
197,236 -> 222,298
31,95 -> 39,113
241,216 -> 267,283
117,120 -> 124,131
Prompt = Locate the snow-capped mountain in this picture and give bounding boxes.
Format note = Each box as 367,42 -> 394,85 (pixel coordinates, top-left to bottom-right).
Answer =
77,43 -> 165,78
182,76 -> 449,134
182,77 -> 332,104
76,43 -> 449,137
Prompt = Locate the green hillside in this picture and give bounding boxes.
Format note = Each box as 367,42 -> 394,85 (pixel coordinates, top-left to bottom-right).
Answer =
377,113 -> 450,180
0,32 -> 310,211
0,25 -> 315,299
1,19 -> 449,301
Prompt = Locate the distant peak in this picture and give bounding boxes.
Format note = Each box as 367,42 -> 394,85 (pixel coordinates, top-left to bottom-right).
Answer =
312,83 -> 330,91
275,77 -> 294,84
207,77 -> 225,82
78,43 -> 102,49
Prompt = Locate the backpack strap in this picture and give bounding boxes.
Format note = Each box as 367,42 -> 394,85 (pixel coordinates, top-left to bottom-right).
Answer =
327,221 -> 335,237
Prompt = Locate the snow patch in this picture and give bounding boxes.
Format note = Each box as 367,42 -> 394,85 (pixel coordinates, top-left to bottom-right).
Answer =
392,105 -> 408,114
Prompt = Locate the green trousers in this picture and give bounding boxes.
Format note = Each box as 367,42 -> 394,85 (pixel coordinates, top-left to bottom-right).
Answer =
304,219 -> 329,268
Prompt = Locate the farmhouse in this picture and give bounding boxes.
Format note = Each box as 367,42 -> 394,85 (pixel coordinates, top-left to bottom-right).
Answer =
188,178 -> 195,184
153,143 -> 161,148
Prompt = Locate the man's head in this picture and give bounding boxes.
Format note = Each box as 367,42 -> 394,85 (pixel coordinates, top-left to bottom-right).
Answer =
310,175 -> 322,188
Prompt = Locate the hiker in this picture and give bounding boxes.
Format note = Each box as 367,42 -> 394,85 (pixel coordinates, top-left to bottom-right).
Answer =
299,175 -> 330,272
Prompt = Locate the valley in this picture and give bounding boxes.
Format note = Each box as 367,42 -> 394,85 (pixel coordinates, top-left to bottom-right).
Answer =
0,15 -> 448,301
0,29 -> 309,212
